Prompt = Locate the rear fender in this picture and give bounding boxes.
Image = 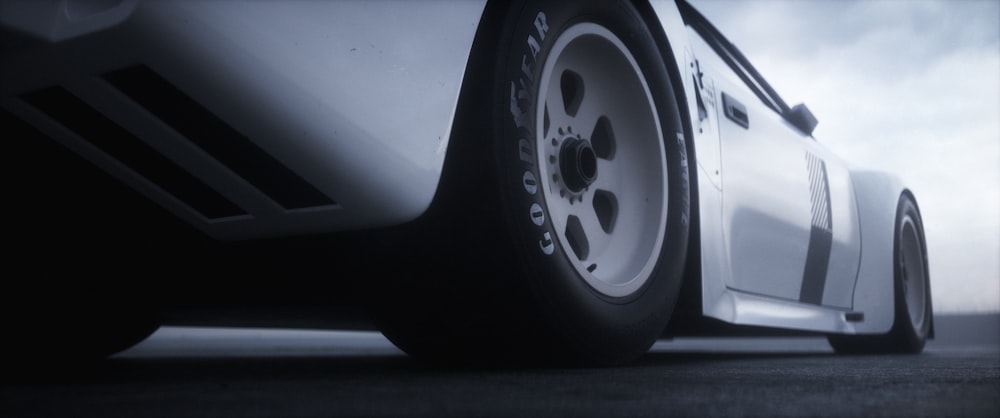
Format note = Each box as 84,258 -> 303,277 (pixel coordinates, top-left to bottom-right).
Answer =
849,170 -> 908,334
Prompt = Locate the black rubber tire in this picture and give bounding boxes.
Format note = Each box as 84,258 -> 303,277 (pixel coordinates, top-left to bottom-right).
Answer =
364,0 -> 690,367
828,193 -> 932,354
3,303 -> 159,364
2,108 -> 167,365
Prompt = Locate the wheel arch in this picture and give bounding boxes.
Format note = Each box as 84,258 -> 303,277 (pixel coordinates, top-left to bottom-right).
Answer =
898,187 -> 935,339
461,0 -> 702,292
632,0 -> 705,320
849,170 -> 933,335
376,0 -> 700,366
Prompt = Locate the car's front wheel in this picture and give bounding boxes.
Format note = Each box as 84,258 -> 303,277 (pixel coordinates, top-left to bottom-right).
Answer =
365,0 -> 690,366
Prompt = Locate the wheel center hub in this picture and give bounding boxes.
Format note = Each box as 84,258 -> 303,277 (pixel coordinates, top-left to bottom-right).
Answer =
559,137 -> 598,193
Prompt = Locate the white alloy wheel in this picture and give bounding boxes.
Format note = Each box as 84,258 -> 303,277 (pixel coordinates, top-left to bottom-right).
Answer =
536,23 -> 668,298
368,0 -> 691,367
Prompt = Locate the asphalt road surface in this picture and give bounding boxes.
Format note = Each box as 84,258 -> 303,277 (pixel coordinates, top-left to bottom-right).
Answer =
2,316 -> 997,418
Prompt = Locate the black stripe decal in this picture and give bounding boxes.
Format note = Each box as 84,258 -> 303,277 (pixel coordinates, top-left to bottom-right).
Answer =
20,86 -> 247,219
103,65 -> 335,210
800,152 -> 833,305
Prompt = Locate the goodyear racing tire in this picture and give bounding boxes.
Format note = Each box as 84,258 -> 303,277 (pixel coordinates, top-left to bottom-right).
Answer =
828,194 -> 932,354
366,0 -> 690,366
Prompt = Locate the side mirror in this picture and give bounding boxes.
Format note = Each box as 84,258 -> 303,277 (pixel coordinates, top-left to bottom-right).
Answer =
787,103 -> 818,136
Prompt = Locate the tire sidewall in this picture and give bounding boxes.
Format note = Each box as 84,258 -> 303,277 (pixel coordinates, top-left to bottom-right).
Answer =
494,0 -> 690,360
894,195 -> 931,348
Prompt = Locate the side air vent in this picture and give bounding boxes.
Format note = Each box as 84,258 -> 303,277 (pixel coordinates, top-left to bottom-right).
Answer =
102,65 -> 336,210
20,86 -> 247,220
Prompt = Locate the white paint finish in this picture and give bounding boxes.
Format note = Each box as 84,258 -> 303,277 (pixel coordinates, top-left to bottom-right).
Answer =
1,0 -> 486,240
687,0 -> 998,315
0,0 -> 138,42
801,141 -> 862,309
708,57 -> 814,302
136,0 -> 485,239
723,289 -> 857,334
683,44 -> 723,191
679,28 -> 737,326
696,176 -> 734,322
849,171 -> 907,333
1,0 -> 904,335
671,1 -> 870,330
702,169 -> 896,335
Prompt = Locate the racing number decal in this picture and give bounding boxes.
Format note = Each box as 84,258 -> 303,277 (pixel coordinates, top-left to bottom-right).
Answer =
800,152 -> 833,305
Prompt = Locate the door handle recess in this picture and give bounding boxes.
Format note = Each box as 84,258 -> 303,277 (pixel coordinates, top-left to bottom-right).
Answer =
722,92 -> 749,129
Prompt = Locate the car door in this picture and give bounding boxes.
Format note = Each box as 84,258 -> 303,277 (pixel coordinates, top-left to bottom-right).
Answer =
687,21 -> 861,309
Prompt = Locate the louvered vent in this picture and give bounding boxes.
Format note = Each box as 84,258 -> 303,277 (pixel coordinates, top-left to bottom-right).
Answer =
20,86 -> 247,220
102,65 -> 335,210
18,65 -> 337,222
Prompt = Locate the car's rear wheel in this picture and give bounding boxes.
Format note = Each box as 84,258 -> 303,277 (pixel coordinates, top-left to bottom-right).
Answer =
828,194 -> 932,354
365,0 -> 690,366
2,108 -> 166,365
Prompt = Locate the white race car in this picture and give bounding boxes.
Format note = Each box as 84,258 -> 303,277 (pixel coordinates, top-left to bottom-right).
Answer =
1,0 -> 932,366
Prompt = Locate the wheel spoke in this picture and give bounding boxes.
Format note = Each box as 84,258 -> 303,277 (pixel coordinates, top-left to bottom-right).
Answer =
545,72 -> 575,135
562,196 -> 613,263
571,83 -> 603,139
592,189 -> 618,234
543,103 -> 551,139
564,215 -> 589,261
546,66 -> 607,144
590,158 -> 620,192
560,69 -> 585,118
533,22 -> 673,298
591,116 -> 616,160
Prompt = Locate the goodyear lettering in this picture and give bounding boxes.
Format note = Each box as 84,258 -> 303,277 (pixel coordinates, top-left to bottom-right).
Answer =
526,36 -> 542,62
520,13 -> 549,80
510,11 -> 553,257
533,13 -> 549,42
520,55 -> 533,80
510,12 -> 550,129
522,170 -> 538,195
530,203 -> 545,226
539,232 -> 555,255
518,139 -> 533,163
676,132 -> 688,168
510,80 -> 530,129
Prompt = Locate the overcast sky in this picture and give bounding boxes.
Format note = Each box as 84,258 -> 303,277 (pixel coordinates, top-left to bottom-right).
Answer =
688,0 -> 1000,313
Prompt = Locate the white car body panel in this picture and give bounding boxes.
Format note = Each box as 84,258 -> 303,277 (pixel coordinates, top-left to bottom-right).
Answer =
694,43 -> 862,310
848,171 -> 910,333
1,0 -> 486,240
650,2 -> 897,334
1,0 -> 907,336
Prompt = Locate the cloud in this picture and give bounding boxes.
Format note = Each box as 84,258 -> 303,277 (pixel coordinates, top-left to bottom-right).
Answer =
688,0 -> 1000,312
